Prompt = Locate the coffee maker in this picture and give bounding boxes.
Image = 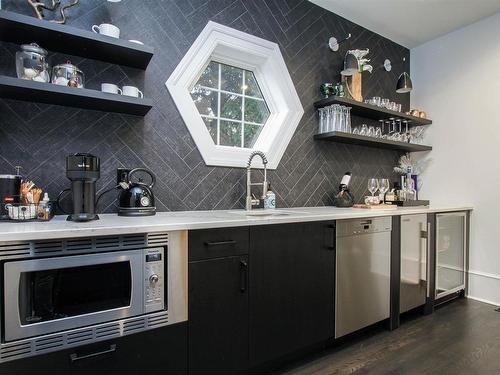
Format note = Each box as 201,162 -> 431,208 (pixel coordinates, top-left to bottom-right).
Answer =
63,153 -> 100,221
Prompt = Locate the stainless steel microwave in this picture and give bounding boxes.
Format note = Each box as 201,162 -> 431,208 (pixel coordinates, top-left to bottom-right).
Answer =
3,247 -> 165,342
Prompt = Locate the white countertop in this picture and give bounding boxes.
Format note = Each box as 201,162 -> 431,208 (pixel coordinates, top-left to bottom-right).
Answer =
0,206 -> 472,242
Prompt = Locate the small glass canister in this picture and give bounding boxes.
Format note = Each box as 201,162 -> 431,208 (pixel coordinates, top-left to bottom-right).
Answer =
51,61 -> 85,88
15,43 -> 50,83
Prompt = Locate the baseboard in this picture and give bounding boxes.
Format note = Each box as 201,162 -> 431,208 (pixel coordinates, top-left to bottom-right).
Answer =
466,294 -> 499,307
467,270 -> 500,306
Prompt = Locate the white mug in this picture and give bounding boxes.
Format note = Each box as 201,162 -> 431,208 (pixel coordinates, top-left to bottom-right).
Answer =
101,83 -> 122,95
122,86 -> 143,98
92,23 -> 120,38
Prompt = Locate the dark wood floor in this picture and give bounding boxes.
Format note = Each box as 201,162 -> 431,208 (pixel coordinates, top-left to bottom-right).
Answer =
274,299 -> 500,375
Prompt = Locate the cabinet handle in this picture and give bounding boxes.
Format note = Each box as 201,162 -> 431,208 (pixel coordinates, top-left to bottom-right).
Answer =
327,224 -> 336,250
70,344 -> 116,362
240,260 -> 248,293
426,222 -> 432,298
204,240 -> 236,247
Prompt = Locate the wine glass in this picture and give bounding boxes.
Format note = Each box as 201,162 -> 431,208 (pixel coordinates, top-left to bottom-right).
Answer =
378,178 -> 390,202
368,178 -> 379,197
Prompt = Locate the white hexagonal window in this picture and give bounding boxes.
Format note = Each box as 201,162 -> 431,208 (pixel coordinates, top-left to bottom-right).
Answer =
191,61 -> 270,148
166,22 -> 304,169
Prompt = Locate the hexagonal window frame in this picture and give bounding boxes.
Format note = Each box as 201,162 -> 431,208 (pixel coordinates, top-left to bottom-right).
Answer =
166,21 -> 304,169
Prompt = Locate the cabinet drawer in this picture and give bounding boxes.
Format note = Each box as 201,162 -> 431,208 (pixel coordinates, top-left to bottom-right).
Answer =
188,227 -> 249,261
0,323 -> 187,375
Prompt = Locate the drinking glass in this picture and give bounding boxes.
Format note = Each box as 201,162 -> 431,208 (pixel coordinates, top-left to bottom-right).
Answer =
380,98 -> 389,108
378,178 -> 390,201
368,178 -> 379,197
367,126 -> 375,137
345,107 -> 352,133
338,106 -> 346,132
352,127 -> 360,135
318,108 -> 325,133
375,128 -> 382,138
359,124 -> 368,136
372,97 -> 381,107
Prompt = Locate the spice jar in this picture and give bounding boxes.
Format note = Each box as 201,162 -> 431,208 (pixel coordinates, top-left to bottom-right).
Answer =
15,43 -> 50,83
51,61 -> 85,88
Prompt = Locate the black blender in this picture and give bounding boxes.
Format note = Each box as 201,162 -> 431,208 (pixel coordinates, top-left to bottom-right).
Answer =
58,153 -> 100,221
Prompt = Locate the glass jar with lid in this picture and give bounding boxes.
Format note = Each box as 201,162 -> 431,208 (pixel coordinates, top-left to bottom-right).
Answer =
51,62 -> 85,88
15,43 -> 50,83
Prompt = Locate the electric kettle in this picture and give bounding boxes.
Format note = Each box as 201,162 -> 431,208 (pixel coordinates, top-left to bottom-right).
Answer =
117,168 -> 156,216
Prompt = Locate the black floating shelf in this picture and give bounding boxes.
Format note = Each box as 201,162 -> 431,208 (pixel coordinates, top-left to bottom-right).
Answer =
314,131 -> 432,152
314,96 -> 432,126
0,76 -> 153,116
0,10 -> 153,70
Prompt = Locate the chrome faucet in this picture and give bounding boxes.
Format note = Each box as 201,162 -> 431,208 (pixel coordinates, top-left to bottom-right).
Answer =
246,151 -> 268,211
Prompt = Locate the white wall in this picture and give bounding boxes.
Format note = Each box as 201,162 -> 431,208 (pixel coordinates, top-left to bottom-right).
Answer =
411,12 -> 500,305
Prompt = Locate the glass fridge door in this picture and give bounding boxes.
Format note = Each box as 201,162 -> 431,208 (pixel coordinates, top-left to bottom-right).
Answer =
436,212 -> 467,299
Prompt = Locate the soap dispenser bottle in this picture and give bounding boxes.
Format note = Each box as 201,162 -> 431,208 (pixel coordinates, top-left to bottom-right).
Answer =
264,182 -> 276,209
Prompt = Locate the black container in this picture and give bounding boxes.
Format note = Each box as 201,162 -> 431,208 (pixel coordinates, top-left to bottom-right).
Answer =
0,174 -> 21,220
64,153 -> 100,222
117,168 -> 156,216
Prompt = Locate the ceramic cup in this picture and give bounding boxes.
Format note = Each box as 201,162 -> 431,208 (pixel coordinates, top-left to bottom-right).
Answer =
92,23 -> 120,38
122,85 -> 143,98
101,83 -> 122,95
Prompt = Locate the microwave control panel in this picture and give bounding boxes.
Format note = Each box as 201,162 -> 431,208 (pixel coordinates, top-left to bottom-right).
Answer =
144,247 -> 165,313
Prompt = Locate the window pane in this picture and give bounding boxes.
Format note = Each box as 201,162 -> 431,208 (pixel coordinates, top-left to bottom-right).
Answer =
220,93 -> 242,121
203,117 -> 218,144
197,61 -> 219,88
244,124 -> 264,148
191,87 -> 218,117
245,98 -> 270,124
221,64 -> 243,94
220,120 -> 242,147
244,71 -> 263,98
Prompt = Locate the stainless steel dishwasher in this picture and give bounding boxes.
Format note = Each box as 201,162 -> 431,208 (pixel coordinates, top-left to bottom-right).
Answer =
335,217 -> 392,338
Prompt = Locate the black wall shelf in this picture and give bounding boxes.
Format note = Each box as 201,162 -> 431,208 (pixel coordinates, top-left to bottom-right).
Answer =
0,10 -> 153,69
0,76 -> 153,116
314,96 -> 432,126
314,131 -> 432,152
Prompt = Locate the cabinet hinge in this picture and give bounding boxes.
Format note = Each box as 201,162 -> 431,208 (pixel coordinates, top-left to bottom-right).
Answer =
420,230 -> 428,239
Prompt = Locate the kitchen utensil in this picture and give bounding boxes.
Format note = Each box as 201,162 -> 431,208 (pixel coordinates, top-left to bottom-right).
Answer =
117,168 -> 156,216
15,43 -> 50,83
92,23 -> 120,38
101,83 -> 122,94
58,153 -> 100,222
52,62 -> 85,88
122,86 -> 144,98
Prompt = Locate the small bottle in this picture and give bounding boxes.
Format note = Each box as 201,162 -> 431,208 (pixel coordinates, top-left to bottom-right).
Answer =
39,192 -> 50,220
264,183 -> 276,209
333,172 -> 354,207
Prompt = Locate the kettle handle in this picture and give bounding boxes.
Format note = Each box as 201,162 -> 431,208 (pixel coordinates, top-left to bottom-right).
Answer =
128,168 -> 156,189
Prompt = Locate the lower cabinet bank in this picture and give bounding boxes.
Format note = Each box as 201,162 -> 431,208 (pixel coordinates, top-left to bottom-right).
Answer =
0,211 -> 469,375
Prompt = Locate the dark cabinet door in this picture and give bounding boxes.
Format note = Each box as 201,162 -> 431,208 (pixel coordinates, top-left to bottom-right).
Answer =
189,255 -> 249,375
249,222 -> 335,365
0,323 -> 187,375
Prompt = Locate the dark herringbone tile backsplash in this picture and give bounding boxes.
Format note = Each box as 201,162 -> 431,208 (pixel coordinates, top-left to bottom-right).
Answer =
0,0 -> 409,212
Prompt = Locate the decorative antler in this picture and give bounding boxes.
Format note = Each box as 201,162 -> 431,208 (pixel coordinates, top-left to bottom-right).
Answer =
28,0 -> 60,20
53,0 -> 79,24
27,0 -> 79,24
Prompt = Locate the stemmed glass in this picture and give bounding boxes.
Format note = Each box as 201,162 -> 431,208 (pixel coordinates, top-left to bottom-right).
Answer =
368,178 -> 379,197
378,178 -> 390,202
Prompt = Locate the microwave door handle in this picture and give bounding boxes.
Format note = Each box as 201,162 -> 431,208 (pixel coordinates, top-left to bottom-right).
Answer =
70,344 -> 117,362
